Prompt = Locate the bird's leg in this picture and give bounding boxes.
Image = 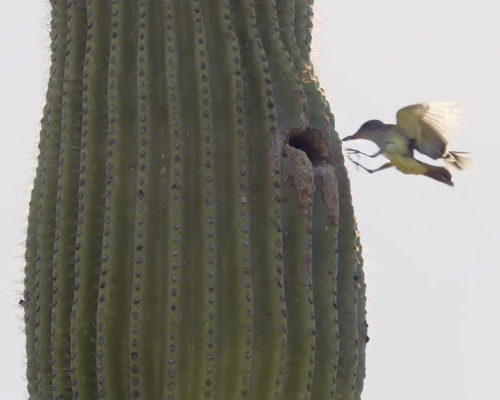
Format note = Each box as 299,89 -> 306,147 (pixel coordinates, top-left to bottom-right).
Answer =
347,156 -> 394,174
345,148 -> 383,158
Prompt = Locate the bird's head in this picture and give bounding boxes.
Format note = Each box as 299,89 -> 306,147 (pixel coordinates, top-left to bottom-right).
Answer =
342,119 -> 386,142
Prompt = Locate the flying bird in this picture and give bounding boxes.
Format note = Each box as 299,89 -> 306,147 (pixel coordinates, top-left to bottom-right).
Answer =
342,102 -> 473,187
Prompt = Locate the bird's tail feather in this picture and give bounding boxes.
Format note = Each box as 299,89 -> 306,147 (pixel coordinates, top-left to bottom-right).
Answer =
444,151 -> 474,171
422,163 -> 454,187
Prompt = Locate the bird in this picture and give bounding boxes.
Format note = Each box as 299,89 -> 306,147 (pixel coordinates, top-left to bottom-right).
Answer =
341,102 -> 473,187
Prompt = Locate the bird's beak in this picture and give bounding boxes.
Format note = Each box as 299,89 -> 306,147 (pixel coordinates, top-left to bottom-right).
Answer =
342,135 -> 353,141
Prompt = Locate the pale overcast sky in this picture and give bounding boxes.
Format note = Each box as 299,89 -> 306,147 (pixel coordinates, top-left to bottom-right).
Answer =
2,1 -> 499,399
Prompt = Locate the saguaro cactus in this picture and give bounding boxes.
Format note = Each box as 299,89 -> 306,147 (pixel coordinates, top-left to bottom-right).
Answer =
23,1 -> 368,399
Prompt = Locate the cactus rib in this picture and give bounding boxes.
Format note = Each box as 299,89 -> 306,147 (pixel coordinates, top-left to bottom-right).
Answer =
327,109 -> 359,400
96,0 -> 138,398
254,0 -> 307,132
70,1 -> 110,399
34,1 -> 67,398
51,1 -> 86,398
229,2 -> 287,399
354,230 -> 368,400
174,1 -> 218,399
281,144 -> 316,400
161,2 -> 184,398
200,1 -> 254,398
310,164 -> 340,399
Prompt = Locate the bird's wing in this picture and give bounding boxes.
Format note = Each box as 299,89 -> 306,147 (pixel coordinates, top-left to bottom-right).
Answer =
395,102 -> 464,160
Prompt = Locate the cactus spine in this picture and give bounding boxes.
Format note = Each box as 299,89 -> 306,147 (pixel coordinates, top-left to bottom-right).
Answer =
23,1 -> 368,399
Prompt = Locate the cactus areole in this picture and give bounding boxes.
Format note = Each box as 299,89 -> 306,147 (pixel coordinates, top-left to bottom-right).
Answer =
23,1 -> 368,399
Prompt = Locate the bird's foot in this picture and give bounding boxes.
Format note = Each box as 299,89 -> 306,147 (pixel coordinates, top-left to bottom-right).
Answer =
347,155 -> 373,173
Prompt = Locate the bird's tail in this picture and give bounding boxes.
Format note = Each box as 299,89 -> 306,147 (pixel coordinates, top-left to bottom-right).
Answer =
422,163 -> 454,187
443,151 -> 474,171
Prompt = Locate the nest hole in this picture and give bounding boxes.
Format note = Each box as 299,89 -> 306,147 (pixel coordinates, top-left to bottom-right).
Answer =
287,127 -> 329,165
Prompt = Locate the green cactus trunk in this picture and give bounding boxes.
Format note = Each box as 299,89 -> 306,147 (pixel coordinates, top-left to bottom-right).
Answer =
22,1 -> 368,399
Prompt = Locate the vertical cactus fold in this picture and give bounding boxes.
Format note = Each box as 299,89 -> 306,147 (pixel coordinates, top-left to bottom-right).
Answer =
281,145 -> 316,400
23,1 -> 368,400
161,2 -> 183,398
175,2 -> 217,399
354,230 -> 368,400
327,105 -> 360,400
35,1 -> 67,399
130,0 -> 166,398
310,163 -> 340,400
97,0 -> 138,398
52,0 -> 86,398
229,2 -> 287,399
200,3 -> 253,399
70,1 -> 110,399
24,106 -> 48,400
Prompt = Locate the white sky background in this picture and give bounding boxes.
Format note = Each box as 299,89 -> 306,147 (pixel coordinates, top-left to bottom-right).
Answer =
1,1 -> 499,399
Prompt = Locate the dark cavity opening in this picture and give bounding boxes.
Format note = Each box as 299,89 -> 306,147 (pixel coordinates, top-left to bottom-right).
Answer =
287,127 -> 329,166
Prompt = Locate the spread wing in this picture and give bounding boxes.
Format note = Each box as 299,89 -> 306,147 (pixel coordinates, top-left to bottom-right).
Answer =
395,102 -> 464,160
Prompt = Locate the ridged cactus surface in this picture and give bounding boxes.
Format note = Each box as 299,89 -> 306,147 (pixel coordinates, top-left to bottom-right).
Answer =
23,1 -> 368,399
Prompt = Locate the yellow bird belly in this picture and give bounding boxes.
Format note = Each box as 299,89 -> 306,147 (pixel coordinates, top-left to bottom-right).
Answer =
381,132 -> 427,175
385,154 -> 428,175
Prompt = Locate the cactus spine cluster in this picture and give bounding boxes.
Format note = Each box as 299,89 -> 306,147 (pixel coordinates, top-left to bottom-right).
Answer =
23,1 -> 368,399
